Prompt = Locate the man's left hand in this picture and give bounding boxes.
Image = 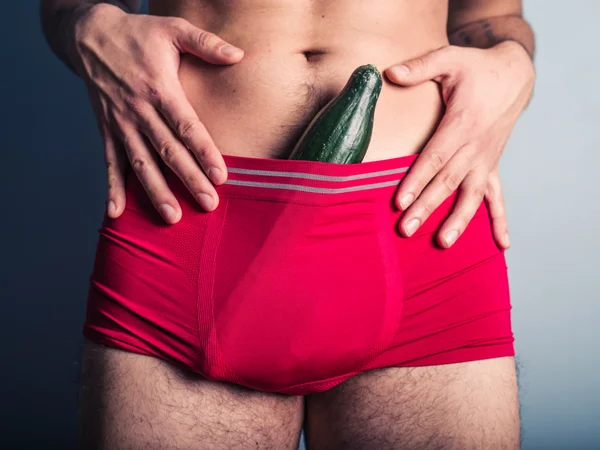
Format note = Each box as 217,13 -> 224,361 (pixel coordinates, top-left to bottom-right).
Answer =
385,41 -> 535,249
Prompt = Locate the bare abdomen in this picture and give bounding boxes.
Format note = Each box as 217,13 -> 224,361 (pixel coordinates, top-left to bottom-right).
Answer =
156,0 -> 449,160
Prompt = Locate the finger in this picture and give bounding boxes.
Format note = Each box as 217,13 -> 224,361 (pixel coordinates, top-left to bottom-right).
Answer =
87,88 -> 128,218
155,81 -> 228,185
399,151 -> 470,237
103,126 -> 128,218
436,171 -> 489,248
396,117 -> 474,211
486,170 -> 510,249
386,46 -> 462,86
171,18 -> 244,64
119,124 -> 183,224
136,105 -> 220,212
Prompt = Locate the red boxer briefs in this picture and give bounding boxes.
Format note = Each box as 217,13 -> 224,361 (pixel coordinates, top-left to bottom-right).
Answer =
83,153 -> 514,395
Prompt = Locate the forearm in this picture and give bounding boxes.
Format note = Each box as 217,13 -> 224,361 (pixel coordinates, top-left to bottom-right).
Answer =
39,0 -> 140,75
447,3 -> 535,59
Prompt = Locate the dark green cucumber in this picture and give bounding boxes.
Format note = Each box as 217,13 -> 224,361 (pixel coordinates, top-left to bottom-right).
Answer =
289,64 -> 382,164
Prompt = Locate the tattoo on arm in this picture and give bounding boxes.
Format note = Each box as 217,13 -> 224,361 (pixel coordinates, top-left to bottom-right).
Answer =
458,31 -> 472,46
449,16 -> 535,60
482,20 -> 496,45
452,19 -> 501,48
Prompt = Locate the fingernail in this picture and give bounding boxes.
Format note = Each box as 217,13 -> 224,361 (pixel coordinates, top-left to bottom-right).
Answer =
392,65 -> 410,77
504,232 -> 510,248
219,44 -> 242,58
399,193 -> 415,210
208,167 -> 225,184
197,193 -> 215,211
404,218 -> 421,236
107,200 -> 117,216
444,229 -> 459,246
159,204 -> 178,223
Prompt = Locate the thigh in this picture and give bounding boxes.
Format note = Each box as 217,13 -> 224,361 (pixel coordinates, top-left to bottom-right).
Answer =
78,339 -> 304,450
304,357 -> 520,450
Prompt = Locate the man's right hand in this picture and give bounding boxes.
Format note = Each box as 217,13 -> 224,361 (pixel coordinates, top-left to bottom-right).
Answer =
71,4 -> 244,223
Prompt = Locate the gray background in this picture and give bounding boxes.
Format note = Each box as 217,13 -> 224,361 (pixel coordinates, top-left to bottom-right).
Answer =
0,1 -> 598,449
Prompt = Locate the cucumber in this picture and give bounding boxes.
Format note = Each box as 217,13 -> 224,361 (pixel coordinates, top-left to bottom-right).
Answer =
289,64 -> 382,164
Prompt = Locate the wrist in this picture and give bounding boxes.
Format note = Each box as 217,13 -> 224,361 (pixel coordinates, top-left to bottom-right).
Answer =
493,39 -> 534,62
67,3 -> 129,77
491,40 -> 535,78
491,40 -> 536,105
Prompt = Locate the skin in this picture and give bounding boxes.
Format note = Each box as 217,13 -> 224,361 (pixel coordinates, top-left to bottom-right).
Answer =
40,0 -> 534,448
390,40 -> 534,248
40,0 -> 534,249
304,357 -> 520,450
80,340 -> 520,449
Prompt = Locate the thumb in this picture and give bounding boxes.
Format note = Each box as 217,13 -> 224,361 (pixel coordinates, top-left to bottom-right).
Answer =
386,46 -> 458,86
173,21 -> 244,64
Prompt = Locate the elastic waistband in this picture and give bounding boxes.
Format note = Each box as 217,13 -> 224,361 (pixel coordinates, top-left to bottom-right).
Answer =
218,153 -> 419,206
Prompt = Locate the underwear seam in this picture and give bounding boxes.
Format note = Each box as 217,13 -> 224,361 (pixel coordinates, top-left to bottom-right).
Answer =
280,371 -> 360,393
197,199 -> 244,383
355,201 -> 406,372
208,198 -> 229,348
194,206 -> 219,356
211,199 -> 247,384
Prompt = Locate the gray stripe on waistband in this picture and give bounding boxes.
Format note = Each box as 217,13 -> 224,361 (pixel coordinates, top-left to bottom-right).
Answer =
227,166 -> 409,181
224,179 -> 400,194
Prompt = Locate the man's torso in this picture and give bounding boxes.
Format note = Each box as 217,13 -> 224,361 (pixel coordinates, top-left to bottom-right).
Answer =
150,0 -> 448,160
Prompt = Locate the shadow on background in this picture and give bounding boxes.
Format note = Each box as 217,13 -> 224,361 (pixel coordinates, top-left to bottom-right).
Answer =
1,2 -> 111,448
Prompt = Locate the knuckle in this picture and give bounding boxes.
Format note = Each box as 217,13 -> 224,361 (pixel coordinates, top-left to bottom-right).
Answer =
470,184 -> 487,201
177,119 -> 201,142
197,30 -> 218,49
441,171 -> 461,193
410,177 -> 427,194
123,96 -> 145,115
141,83 -> 164,106
423,200 -> 437,215
131,156 -> 148,175
195,146 -> 211,161
411,57 -> 427,73
184,173 -> 198,187
427,151 -> 445,171
157,141 -> 176,164
167,16 -> 188,30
